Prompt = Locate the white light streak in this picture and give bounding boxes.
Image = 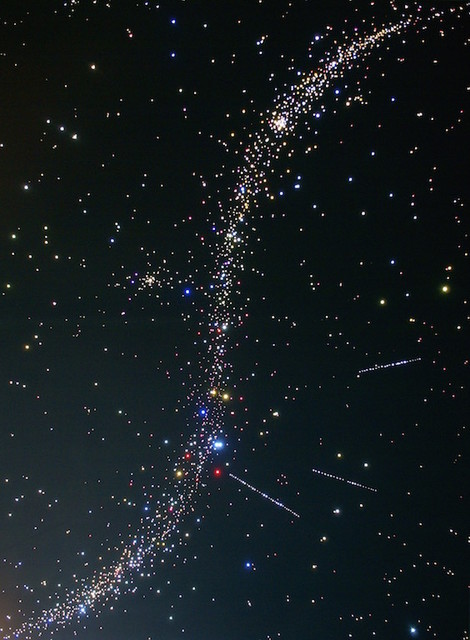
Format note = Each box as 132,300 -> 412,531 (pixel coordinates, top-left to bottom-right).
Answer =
312,468 -> 378,493
357,357 -> 422,376
230,473 -> 300,518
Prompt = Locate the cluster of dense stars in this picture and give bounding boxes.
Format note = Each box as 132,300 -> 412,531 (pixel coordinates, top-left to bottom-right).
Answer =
0,1 -> 468,639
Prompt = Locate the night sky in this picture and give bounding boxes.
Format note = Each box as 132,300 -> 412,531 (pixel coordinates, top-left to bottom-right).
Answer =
0,2 -> 469,639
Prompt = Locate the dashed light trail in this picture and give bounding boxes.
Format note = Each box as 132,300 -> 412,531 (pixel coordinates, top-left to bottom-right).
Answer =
229,473 -> 301,519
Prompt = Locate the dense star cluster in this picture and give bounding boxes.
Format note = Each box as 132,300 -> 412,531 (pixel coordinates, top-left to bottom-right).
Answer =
0,2 -> 468,639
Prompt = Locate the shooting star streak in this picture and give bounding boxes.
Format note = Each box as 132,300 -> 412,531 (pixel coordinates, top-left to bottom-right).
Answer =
357,357 -> 422,377
229,473 -> 300,518
313,468 -> 378,493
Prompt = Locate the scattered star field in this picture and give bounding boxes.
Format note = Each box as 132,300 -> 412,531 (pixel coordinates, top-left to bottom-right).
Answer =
1,2 -> 468,639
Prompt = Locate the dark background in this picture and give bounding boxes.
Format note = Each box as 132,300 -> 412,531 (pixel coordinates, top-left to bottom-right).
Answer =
0,2 -> 468,639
